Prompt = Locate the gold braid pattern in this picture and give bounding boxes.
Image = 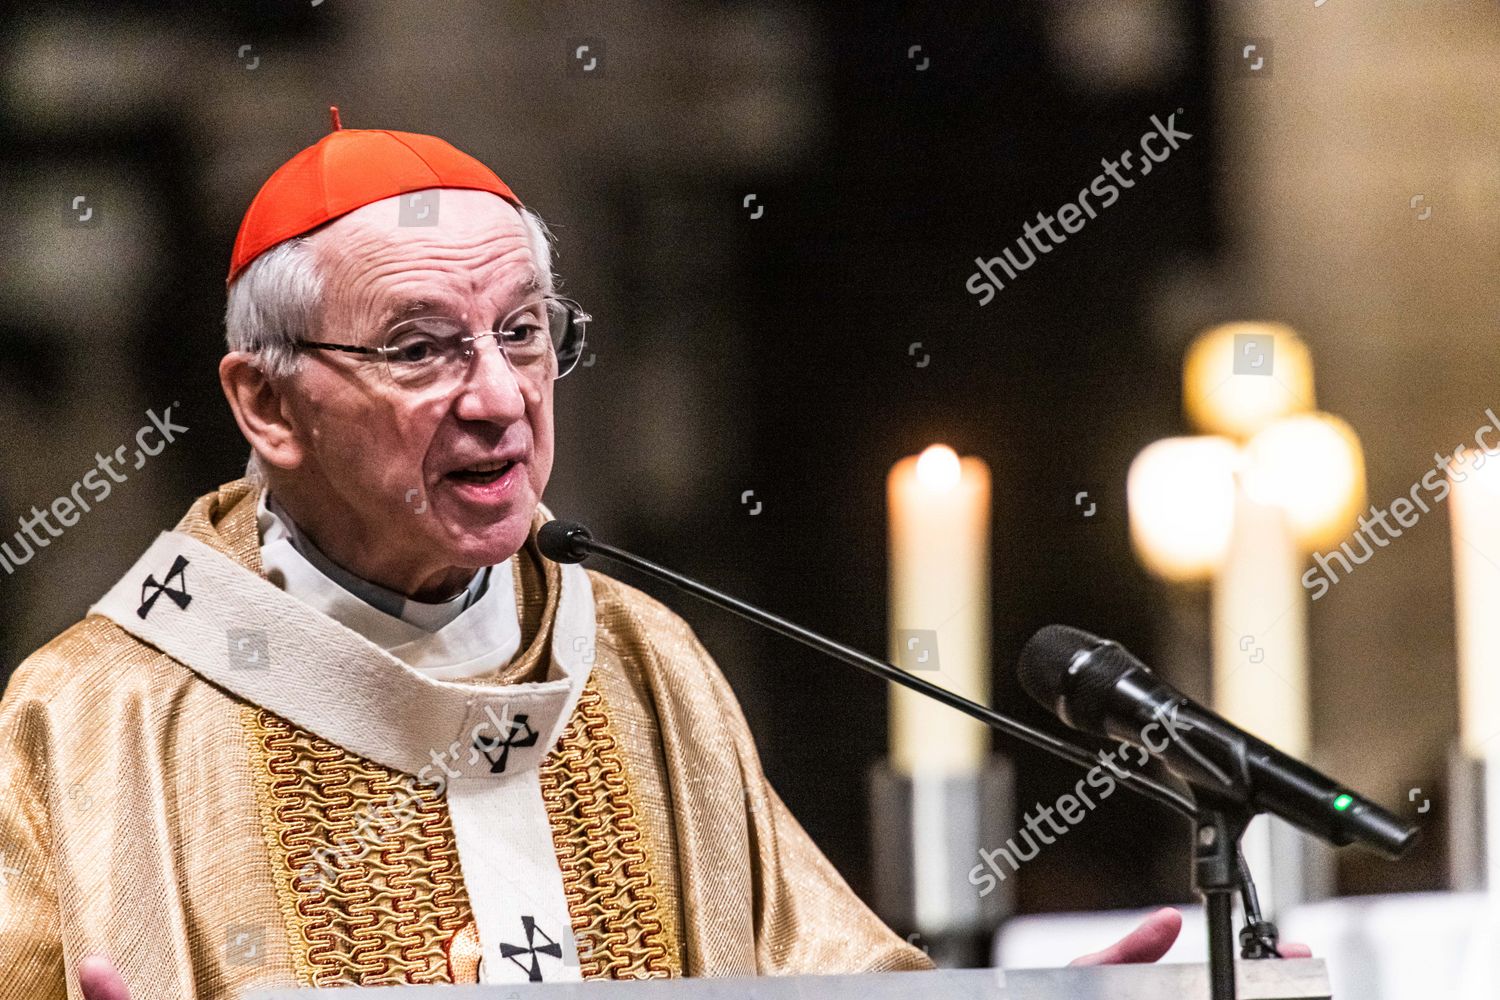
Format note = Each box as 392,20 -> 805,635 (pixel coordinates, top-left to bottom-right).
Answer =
241,705 -> 472,986
538,682 -> 680,978
241,676 -> 678,985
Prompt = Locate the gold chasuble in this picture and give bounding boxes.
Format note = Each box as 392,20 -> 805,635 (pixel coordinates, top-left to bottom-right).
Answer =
0,480 -> 931,998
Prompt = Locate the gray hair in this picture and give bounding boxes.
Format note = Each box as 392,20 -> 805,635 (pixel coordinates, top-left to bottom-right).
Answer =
225,201 -> 557,483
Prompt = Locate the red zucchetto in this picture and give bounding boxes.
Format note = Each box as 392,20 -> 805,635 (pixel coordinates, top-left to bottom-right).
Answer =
226,105 -> 522,285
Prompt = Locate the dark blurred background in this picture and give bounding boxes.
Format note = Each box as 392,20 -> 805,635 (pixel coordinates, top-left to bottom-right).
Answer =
4,0 -> 1494,919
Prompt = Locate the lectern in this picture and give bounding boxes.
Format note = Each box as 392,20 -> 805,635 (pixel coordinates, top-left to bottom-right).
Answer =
248,959 -> 1331,1000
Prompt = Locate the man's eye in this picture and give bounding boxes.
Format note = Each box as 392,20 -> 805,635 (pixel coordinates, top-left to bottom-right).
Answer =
387,334 -> 449,364
501,322 -> 546,345
394,341 -> 433,363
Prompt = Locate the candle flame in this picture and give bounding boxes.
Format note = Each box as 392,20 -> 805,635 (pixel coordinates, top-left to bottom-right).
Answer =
1184,322 -> 1315,439
1127,436 -> 1238,581
1243,413 -> 1365,550
915,444 -> 962,490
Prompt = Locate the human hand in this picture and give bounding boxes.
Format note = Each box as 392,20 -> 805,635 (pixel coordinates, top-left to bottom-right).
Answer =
1067,908 -> 1313,966
79,955 -> 130,1000
1069,907 -> 1184,965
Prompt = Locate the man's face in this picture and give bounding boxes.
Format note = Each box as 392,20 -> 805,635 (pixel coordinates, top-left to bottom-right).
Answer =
279,189 -> 553,595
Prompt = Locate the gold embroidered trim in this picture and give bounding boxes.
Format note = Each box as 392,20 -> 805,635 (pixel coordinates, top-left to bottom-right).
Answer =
240,705 -> 471,986
241,704 -> 318,988
539,681 -> 680,978
240,675 -> 677,983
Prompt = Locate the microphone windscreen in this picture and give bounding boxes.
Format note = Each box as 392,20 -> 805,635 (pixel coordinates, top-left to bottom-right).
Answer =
537,520 -> 592,564
1017,624 -> 1099,709
1017,625 -> 1140,735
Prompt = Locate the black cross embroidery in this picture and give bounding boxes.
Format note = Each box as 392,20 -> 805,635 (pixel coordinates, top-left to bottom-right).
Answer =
138,555 -> 192,619
473,713 -> 539,774
499,915 -> 562,982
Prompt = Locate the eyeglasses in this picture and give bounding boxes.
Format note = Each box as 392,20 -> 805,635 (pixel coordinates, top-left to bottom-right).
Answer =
292,296 -> 590,390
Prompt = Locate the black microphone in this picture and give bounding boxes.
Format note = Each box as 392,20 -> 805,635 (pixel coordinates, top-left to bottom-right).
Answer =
538,519 -> 593,563
538,519 -> 1199,820
1018,625 -> 1418,859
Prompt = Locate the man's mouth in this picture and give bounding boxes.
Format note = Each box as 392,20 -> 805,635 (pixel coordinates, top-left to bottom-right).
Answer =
445,459 -> 519,485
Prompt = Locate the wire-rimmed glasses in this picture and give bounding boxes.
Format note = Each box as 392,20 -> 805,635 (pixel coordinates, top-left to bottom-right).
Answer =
292,295 -> 590,390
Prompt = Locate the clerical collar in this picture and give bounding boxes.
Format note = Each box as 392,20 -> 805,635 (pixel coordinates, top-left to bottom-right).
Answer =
258,490 -> 487,628
255,490 -> 522,679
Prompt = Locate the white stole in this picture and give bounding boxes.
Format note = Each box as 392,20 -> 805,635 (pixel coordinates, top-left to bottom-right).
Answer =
88,528 -> 595,985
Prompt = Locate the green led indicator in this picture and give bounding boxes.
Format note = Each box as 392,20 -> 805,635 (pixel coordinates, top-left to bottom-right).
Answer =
1333,793 -> 1354,812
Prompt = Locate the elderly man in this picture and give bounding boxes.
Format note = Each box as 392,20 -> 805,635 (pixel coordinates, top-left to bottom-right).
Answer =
0,112 -> 1188,999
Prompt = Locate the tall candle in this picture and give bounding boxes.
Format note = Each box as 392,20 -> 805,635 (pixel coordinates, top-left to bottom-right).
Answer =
1450,457 -> 1500,760
887,445 -> 991,775
1211,483 -> 1308,757
1451,454 -> 1500,893
1212,484 -> 1314,916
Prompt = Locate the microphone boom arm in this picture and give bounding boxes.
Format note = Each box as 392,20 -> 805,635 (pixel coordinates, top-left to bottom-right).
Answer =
548,523 -> 1199,821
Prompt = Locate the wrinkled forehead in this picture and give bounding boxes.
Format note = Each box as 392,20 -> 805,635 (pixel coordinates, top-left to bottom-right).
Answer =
309,189 -> 539,327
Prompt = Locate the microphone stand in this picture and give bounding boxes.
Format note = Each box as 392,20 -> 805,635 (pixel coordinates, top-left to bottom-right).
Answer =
540,521 -> 1282,997
1192,798 -> 1279,1000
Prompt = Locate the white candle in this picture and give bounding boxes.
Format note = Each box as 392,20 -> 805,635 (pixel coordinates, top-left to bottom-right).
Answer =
1212,484 -> 1313,917
1211,483 -> 1308,757
1451,454 -> 1500,896
887,445 -> 991,776
1449,457 -> 1500,760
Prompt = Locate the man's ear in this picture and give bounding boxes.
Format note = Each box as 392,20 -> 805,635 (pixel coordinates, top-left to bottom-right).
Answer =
219,352 -> 304,471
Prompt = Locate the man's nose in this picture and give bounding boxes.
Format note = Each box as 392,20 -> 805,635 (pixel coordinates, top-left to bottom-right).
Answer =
452,339 -> 528,421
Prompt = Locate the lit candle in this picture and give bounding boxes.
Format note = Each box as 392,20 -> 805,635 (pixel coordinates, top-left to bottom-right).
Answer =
887,445 -> 991,775
1212,412 -> 1364,753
